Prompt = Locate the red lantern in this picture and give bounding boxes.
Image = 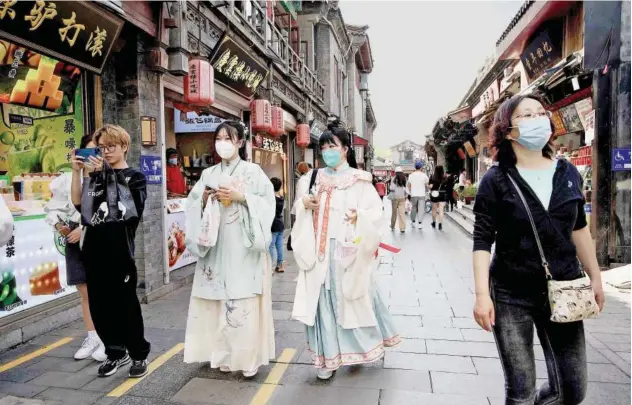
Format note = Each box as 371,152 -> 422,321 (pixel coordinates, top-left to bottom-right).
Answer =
184,58 -> 215,106
250,99 -> 272,133
270,106 -> 285,137
457,148 -> 466,160
297,123 -> 310,149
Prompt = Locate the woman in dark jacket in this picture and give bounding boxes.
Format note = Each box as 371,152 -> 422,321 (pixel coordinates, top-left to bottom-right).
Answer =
472,95 -> 604,405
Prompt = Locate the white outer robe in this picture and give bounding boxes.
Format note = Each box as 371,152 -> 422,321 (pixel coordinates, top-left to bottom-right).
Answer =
291,168 -> 385,329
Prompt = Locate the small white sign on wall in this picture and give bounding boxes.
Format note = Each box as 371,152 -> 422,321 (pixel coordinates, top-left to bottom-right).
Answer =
174,109 -> 226,133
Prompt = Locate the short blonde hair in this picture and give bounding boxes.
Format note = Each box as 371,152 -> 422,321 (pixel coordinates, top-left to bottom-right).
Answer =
93,124 -> 131,154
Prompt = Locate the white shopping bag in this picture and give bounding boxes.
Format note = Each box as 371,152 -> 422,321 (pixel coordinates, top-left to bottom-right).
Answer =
196,199 -> 220,247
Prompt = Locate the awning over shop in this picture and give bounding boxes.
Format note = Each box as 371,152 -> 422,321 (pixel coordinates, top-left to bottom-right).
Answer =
353,135 -> 369,146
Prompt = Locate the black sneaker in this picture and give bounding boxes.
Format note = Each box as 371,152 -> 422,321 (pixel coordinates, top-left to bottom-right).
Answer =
431,222 -> 436,229
438,223 -> 443,231
98,354 -> 131,377
129,359 -> 149,378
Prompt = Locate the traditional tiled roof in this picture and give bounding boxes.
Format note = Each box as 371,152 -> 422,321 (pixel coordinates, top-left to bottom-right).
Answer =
495,1 -> 534,47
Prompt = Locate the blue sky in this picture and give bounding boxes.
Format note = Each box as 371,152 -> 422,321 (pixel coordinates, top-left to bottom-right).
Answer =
340,1 -> 522,150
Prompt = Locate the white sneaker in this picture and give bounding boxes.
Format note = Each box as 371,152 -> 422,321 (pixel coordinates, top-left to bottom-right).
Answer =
74,336 -> 101,360
317,368 -> 333,380
219,365 -> 231,373
243,367 -> 258,378
417,222 -> 423,229
91,342 -> 107,362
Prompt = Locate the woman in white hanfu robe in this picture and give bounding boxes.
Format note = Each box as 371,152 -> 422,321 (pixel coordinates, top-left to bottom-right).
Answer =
291,124 -> 400,380
183,122 -> 276,378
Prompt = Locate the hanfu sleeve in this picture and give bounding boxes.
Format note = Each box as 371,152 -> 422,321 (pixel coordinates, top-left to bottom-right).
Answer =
184,168 -> 212,258
239,165 -> 275,253
290,173 -> 316,270
342,179 -> 386,300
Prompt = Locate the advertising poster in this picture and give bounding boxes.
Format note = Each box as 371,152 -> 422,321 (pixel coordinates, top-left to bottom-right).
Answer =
166,199 -> 196,272
0,218 -> 75,319
0,40 -> 84,180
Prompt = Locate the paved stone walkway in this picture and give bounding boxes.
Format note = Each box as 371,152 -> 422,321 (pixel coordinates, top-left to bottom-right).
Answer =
0,207 -> 629,405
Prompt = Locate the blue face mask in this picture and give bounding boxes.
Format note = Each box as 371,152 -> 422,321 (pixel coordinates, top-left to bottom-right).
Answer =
514,116 -> 552,151
322,149 -> 342,168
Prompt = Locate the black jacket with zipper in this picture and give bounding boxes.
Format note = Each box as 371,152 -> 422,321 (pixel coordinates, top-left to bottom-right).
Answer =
473,158 -> 587,307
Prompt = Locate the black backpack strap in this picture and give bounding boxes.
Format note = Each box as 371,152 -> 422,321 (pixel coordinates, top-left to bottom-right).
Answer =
309,169 -> 319,191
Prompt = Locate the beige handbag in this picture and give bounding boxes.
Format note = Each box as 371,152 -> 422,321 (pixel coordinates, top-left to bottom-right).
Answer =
507,174 -> 599,323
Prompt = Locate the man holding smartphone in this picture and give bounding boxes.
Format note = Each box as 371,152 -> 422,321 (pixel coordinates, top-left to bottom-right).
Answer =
70,125 -> 150,379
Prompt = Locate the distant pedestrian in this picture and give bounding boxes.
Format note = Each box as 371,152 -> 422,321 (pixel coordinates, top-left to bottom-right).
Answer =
389,168 -> 408,233
270,177 -> 285,273
428,165 -> 447,230
446,173 -> 457,212
407,161 -> 429,229
472,94 -> 604,405
458,168 -> 467,193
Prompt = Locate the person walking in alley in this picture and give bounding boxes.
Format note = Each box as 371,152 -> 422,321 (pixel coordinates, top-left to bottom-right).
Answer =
472,95 -> 605,405
389,168 -> 408,232
46,135 -> 106,363
71,125 -> 151,378
428,165 -> 447,230
290,122 -> 399,381
270,177 -> 285,273
407,160 -> 429,229
458,168 -> 467,194
183,122 -> 275,378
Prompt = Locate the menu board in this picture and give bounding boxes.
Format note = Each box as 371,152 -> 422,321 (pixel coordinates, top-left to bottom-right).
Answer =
0,217 -> 76,319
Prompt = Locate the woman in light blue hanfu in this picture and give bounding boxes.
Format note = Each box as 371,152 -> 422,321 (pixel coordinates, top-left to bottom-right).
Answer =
183,122 -> 276,378
291,123 -> 400,380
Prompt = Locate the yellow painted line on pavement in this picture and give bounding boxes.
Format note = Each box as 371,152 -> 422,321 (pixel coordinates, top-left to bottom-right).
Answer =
107,342 -> 184,398
0,337 -> 74,373
249,348 -> 297,405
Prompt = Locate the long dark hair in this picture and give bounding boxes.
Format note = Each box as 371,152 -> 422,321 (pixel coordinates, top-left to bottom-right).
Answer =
318,120 -> 358,169
394,172 -> 406,187
215,121 -> 247,160
432,165 -> 445,183
489,94 -> 555,168
80,134 -> 93,149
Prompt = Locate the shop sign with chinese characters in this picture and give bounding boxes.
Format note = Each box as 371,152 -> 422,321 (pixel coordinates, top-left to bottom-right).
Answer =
174,109 -> 226,133
253,135 -> 284,154
0,1 -> 124,74
211,36 -> 269,99
520,31 -> 562,80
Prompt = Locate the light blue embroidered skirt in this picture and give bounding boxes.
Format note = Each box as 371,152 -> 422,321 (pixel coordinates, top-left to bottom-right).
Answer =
306,241 -> 400,370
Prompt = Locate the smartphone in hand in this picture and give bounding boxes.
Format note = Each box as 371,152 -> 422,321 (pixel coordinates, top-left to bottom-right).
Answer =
75,147 -> 101,160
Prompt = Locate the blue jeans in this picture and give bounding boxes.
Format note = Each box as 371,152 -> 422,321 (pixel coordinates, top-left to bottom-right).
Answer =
269,232 -> 284,267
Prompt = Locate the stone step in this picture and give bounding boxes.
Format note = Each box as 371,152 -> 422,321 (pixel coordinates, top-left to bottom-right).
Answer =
445,210 -> 473,239
453,205 -> 476,226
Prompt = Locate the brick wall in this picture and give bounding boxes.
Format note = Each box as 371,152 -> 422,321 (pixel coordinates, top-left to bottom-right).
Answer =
100,31 -> 166,298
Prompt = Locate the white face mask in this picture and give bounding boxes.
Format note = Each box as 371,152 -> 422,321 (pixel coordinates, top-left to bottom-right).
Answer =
215,140 -> 237,160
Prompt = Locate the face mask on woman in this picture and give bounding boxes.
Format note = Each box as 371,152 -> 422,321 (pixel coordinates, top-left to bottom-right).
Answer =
168,158 -> 178,165
322,148 -> 343,168
514,116 -> 552,151
215,140 -> 237,160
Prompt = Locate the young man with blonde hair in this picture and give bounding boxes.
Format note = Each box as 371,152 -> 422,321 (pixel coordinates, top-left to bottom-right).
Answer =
70,124 -> 151,378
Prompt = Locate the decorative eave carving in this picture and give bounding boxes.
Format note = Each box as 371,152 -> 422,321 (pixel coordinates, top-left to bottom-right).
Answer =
185,1 -> 223,57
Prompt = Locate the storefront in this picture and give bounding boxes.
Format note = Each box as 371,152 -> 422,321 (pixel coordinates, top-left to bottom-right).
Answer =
0,2 -> 123,326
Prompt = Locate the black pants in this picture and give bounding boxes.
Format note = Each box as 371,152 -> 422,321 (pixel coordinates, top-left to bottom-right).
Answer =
492,298 -> 587,405
86,261 -> 150,361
